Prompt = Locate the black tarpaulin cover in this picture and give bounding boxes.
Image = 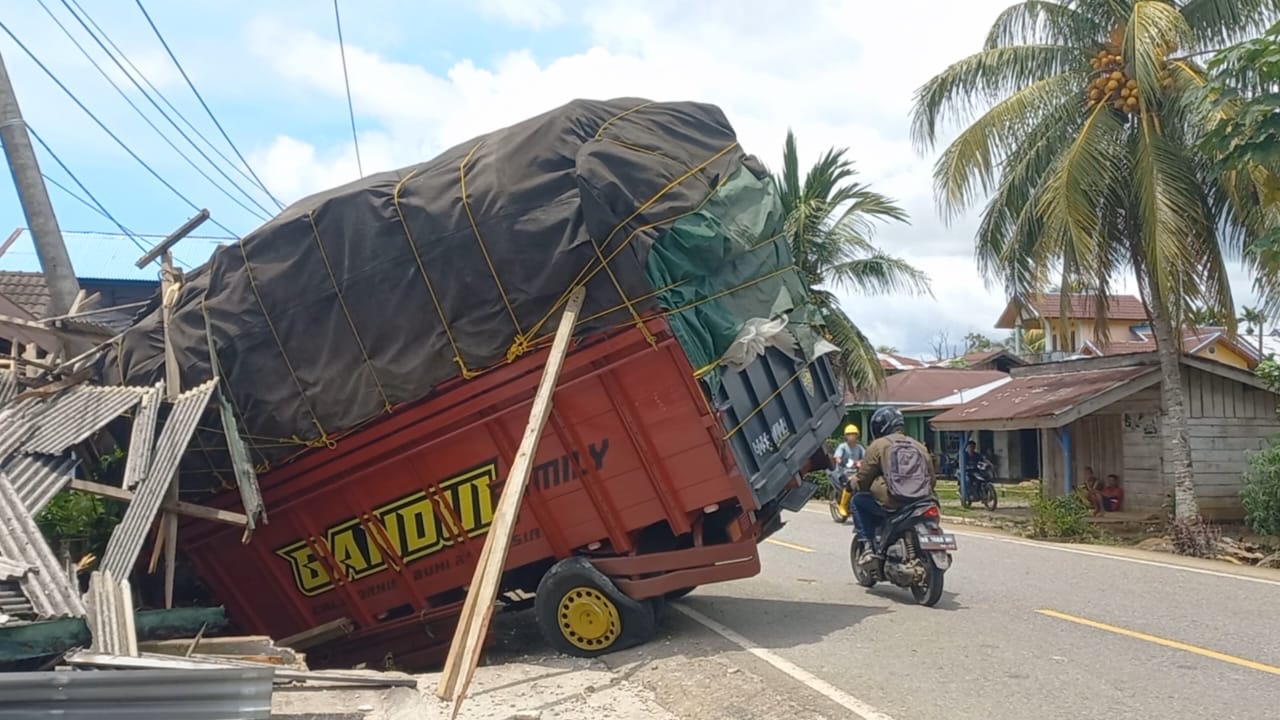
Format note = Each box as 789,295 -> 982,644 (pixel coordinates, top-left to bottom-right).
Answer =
102,98 -> 821,478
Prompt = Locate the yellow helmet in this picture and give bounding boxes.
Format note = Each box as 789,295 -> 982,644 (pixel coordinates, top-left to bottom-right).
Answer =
844,424 -> 860,435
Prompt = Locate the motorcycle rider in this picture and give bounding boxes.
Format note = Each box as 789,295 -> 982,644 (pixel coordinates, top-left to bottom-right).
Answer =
852,406 -> 936,570
832,424 -> 865,520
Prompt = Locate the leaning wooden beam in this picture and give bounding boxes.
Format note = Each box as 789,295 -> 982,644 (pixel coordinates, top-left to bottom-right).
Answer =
436,287 -> 585,712
69,479 -> 248,527
278,618 -> 354,650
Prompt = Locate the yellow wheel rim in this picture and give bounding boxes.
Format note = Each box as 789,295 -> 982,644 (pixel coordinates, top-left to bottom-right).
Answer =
558,586 -> 621,651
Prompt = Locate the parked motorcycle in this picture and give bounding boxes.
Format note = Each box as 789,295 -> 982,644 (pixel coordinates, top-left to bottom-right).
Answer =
961,459 -> 998,510
849,498 -> 956,606
828,460 -> 862,523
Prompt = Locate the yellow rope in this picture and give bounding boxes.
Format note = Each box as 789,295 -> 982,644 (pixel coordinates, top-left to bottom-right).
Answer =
524,142 -> 740,341
306,211 -> 394,414
721,360 -> 813,440
459,140 -> 529,362
590,240 -> 657,348
594,101 -> 654,140
233,235 -> 333,446
393,168 -> 480,379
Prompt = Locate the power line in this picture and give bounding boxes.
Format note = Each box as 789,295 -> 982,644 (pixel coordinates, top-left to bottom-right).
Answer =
26,125 -> 149,257
0,18 -> 242,239
333,0 -> 363,177
134,0 -> 284,210
35,0 -> 273,222
62,229 -> 234,241
65,0 -> 266,199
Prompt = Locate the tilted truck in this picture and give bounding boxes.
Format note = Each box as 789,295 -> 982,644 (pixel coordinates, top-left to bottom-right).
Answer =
104,98 -> 844,668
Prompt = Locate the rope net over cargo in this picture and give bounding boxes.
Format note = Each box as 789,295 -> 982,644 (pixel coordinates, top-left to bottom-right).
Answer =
100,98 -> 833,488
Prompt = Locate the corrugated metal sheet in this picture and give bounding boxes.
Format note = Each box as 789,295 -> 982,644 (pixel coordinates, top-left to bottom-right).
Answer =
85,570 -> 138,656
0,555 -> 30,579
929,366 -> 1158,429
102,380 -> 216,579
0,667 -> 273,719
0,405 -> 37,463
21,384 -> 146,455
218,386 -> 266,530
0,472 -> 85,618
123,382 -> 164,490
7,453 -> 80,515
0,368 -> 15,405
0,578 -> 34,620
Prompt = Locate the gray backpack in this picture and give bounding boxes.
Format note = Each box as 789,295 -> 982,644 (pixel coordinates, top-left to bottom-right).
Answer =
884,437 -> 932,502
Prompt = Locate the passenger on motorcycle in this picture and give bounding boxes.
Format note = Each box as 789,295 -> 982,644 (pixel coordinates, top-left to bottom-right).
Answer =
852,407 -> 936,569
831,424 -> 865,520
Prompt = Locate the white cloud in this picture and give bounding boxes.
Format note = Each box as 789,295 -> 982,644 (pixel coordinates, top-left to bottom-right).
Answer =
238,1 -> 1081,356
472,0 -> 566,28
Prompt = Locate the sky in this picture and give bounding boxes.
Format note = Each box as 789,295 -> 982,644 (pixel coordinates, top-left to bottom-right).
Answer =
0,0 -> 1264,357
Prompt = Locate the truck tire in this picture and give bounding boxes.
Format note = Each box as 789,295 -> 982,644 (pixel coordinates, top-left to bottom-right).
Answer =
535,557 -> 657,658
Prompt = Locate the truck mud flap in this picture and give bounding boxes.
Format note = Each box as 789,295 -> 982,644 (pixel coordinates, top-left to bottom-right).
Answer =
778,479 -> 816,512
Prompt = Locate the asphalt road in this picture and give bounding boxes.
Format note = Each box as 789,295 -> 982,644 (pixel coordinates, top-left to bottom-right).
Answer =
586,505 -> 1280,720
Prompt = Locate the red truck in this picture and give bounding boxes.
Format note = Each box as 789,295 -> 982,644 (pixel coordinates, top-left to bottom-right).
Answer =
183,316 -> 841,668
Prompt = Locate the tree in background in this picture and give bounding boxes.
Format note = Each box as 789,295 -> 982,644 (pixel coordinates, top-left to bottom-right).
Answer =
1239,305 -> 1268,358
964,332 -> 1002,352
911,0 -> 1279,520
930,329 -> 962,362
875,344 -> 900,354
774,130 -> 932,390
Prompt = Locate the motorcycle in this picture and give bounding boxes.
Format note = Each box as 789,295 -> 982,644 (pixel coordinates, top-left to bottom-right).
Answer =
828,459 -> 862,523
961,459 -> 998,510
849,497 -> 956,607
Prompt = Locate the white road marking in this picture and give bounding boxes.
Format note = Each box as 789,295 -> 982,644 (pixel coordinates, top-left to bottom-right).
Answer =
673,603 -> 897,720
950,529 -> 1280,588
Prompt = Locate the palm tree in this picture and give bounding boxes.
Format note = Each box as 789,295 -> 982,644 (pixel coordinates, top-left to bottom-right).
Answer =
1239,305 -> 1266,357
911,1 -> 1279,520
773,130 -> 931,390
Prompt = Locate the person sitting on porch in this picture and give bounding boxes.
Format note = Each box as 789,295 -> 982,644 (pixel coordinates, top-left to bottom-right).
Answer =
1079,466 -> 1104,515
1101,474 -> 1124,512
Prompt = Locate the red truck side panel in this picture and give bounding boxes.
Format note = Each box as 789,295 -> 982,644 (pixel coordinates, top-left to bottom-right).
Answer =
184,320 -> 757,643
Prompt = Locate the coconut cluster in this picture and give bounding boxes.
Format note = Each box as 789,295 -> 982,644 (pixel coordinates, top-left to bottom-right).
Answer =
1086,49 -> 1140,114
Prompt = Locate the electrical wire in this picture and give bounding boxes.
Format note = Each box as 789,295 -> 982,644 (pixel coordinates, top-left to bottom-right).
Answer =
65,0 -> 266,199
0,18 -> 242,240
62,230 -> 235,241
36,0 -> 273,222
134,0 -> 285,210
27,127 -> 196,269
333,0 -> 363,177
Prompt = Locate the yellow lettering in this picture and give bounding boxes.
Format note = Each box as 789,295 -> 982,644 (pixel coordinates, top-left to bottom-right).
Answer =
379,495 -> 443,562
278,460 -> 504,597
276,541 -> 333,597
326,523 -> 383,581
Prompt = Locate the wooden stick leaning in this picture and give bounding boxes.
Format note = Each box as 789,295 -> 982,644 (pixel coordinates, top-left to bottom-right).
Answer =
436,287 -> 585,711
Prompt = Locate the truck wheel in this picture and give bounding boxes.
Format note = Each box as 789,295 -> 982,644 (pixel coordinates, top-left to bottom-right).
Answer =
535,557 -> 656,658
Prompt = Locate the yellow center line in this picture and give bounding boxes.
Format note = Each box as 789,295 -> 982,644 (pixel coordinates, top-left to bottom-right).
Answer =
765,538 -> 815,553
1038,609 -> 1280,677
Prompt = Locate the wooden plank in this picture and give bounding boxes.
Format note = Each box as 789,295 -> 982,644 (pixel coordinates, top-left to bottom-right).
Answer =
278,618 -> 354,650
436,287 -> 585,711
1188,369 -> 1203,418
68,479 -> 249,526
1231,380 -> 1244,418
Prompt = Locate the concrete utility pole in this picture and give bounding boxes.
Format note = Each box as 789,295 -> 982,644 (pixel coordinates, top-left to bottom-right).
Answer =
0,48 -> 79,316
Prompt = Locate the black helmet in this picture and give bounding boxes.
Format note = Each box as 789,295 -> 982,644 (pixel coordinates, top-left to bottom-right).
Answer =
869,406 -> 905,438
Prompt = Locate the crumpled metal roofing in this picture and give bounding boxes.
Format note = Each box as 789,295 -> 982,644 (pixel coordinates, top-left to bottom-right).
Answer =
0,556 -> 31,579
123,382 -> 163,490
0,667 -> 273,719
0,579 -> 34,621
0,471 -> 85,618
19,383 -> 147,455
85,569 -> 138,656
0,368 -> 16,406
102,380 -> 217,579
8,453 -> 80,515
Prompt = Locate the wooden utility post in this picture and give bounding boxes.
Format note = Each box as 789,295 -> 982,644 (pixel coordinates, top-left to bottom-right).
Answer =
137,210 -> 209,609
0,50 -> 79,316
